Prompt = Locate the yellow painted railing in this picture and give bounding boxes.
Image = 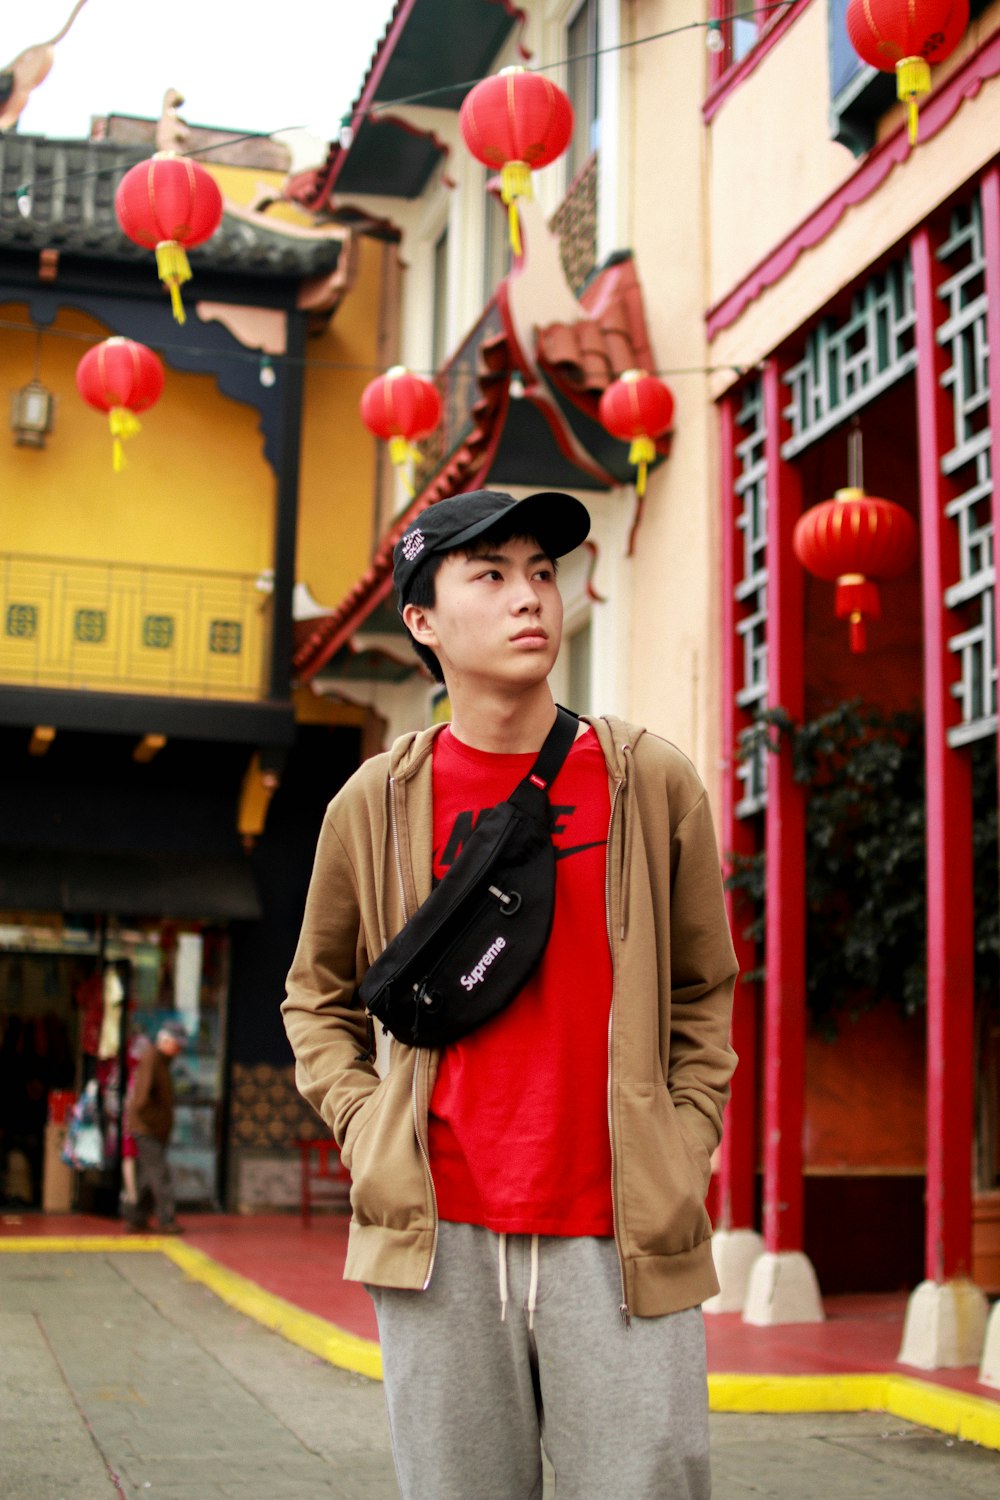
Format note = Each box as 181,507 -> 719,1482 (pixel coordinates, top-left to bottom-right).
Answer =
0,553 -> 272,701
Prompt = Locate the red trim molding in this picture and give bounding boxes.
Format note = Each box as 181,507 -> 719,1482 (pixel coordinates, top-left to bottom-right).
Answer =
761,358 -> 807,1255
706,29 -> 1000,342
982,167 -> 1000,724
912,225 -> 975,1281
703,0 -> 812,124
718,394 -> 760,1233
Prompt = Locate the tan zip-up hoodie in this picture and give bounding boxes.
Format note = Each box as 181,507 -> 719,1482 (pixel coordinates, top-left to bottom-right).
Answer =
283,714 -> 738,1317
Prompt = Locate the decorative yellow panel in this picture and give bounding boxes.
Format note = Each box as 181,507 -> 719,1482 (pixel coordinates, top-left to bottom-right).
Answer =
0,554 -> 271,701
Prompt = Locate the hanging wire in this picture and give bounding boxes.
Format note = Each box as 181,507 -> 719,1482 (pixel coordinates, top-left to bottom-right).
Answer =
9,4 -> 796,205
0,317 -> 750,382
355,3 -> 796,118
847,419 -> 864,490
3,7 -> 787,386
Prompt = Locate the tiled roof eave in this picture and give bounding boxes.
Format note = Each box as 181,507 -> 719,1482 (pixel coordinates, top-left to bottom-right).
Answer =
0,135 -> 342,280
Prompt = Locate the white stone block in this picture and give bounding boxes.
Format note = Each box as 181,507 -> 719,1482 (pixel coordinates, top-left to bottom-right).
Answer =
704,1228 -> 765,1314
980,1300 -> 1000,1388
742,1249 -> 825,1325
898,1278 -> 989,1370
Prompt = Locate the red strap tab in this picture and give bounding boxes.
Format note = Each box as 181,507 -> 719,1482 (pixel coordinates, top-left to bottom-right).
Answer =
529,773 -> 547,790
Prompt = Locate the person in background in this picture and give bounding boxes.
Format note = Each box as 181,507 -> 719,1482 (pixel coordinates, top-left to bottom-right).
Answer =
124,1020 -> 187,1234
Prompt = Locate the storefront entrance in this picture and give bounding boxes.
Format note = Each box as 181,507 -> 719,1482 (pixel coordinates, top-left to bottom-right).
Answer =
0,913 -> 229,1216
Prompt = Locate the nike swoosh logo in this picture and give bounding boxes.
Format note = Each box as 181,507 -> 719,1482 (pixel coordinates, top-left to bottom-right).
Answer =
555,840 -> 607,862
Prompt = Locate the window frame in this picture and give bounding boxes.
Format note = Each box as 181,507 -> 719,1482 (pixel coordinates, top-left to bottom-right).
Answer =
431,225 -> 450,372
703,0 -> 808,122
565,0 -> 600,185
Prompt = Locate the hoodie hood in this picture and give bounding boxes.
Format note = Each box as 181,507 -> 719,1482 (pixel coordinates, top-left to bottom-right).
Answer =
387,722 -> 447,781
582,714 -> 647,783
387,712 -> 645,785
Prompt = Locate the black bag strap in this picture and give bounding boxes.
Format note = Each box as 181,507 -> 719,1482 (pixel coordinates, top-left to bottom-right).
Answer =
508,707 -> 579,819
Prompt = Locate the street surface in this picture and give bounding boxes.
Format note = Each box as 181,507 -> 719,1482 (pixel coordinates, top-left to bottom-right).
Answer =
2,1251 -> 998,1499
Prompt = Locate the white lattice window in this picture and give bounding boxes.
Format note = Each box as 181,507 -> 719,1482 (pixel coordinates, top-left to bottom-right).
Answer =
781,256 -> 917,457
937,191 -> 996,745
733,378 -> 769,817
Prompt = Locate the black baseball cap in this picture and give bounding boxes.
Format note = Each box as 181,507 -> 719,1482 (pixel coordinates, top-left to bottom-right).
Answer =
393,489 -> 591,610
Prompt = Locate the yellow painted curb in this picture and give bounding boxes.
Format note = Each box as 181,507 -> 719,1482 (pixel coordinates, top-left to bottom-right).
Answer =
708,1373 -> 1000,1451
708,1373 -> 887,1414
4,1237 -> 997,1442
887,1373 -> 1000,1451
0,1236 -> 167,1253
0,1234 -> 382,1382
162,1242 -> 383,1382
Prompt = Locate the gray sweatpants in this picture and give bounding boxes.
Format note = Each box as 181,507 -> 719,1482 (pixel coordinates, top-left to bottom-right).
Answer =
368,1221 -> 710,1500
130,1135 -> 176,1228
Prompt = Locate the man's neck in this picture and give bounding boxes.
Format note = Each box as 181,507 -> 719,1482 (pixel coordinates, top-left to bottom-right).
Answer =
446,682 -> 557,754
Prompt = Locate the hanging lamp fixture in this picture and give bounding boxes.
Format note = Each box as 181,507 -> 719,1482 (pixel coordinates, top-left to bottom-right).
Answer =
360,366 -> 443,496
115,153 -> 224,323
459,67 -> 574,256
792,429 -> 918,652
76,337 -> 165,472
845,0 -> 969,144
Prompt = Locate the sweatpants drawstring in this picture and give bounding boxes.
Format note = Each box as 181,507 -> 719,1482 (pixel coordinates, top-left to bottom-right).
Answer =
527,1234 -> 539,1331
497,1232 -> 540,1327
498,1231 -> 509,1322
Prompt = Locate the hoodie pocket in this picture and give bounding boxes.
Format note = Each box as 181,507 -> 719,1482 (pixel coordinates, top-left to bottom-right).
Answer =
340,1081 -> 387,1174
619,1082 -> 712,1259
343,1059 -> 429,1231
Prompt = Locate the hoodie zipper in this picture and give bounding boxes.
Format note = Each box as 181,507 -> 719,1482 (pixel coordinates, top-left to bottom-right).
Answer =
388,776 -> 410,924
605,768 -> 630,1327
413,1058 -> 439,1288
390,772 -> 439,1287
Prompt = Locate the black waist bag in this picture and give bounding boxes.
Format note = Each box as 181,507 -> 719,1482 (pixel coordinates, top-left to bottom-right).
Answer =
359,708 -> 579,1049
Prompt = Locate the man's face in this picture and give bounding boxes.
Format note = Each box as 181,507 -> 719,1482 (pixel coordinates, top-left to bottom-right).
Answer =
157,1032 -> 182,1058
404,535 -> 563,693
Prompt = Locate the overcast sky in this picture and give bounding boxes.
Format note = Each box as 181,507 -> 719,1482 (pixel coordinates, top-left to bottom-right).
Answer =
3,0 -> 398,142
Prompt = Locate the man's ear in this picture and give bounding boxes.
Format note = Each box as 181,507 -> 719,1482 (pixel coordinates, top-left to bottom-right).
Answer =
402,601 -> 438,646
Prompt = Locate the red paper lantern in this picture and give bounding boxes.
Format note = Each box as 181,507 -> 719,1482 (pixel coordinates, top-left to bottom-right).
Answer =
792,486 -> 918,652
76,337 -> 165,472
460,67 -> 574,256
598,369 -> 675,498
115,153 -> 224,324
845,0 -> 968,144
360,366 -> 443,495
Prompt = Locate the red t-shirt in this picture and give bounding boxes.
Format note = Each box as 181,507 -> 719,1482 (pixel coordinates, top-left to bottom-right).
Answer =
427,724 -> 615,1236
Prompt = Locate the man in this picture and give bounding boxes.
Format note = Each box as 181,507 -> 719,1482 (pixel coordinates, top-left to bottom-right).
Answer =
283,489 -> 738,1499
125,1019 -> 187,1234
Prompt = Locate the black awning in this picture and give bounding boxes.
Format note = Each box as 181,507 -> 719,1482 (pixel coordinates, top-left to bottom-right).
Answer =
0,849 -> 261,921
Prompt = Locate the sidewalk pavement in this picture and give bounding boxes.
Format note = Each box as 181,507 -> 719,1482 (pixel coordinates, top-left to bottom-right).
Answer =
2,1211 -> 1000,1499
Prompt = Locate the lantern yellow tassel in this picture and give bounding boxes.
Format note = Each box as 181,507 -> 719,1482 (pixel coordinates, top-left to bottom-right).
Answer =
156,240 -> 192,324
628,435 -> 657,498
500,160 -> 532,256
108,407 -> 142,473
389,435 -> 424,497
896,56 -> 931,146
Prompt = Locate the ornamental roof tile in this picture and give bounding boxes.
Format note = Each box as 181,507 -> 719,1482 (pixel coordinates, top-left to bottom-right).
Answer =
0,134 -> 343,280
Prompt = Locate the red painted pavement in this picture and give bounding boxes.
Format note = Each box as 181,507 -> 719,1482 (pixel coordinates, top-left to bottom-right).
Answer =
2,1210 -> 997,1403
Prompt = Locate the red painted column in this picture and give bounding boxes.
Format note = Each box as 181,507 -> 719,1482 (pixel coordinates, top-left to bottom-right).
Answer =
718,393 -> 759,1232
912,226 -> 975,1283
982,169 -> 1000,774
761,358 -> 806,1255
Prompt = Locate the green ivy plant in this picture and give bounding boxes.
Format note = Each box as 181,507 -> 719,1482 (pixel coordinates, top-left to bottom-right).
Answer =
726,699 -> 998,1034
